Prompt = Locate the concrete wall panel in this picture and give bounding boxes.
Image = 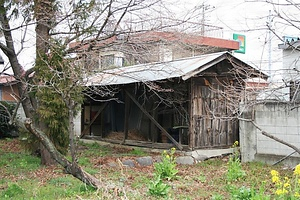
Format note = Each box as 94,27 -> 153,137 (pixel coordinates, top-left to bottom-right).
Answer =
240,102 -> 300,166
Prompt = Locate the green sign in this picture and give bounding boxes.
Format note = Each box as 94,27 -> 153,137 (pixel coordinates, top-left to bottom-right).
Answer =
233,34 -> 246,54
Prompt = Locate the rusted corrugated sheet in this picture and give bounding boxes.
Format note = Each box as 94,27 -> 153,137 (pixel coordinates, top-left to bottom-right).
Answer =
86,52 -> 229,86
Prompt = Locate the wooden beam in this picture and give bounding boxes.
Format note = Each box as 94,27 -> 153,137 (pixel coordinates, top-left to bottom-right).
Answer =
123,92 -> 130,143
80,102 -> 108,138
125,90 -> 183,150
151,108 -> 158,143
189,78 -> 195,150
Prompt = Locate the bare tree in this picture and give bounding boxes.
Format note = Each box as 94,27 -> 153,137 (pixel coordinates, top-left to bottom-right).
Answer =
0,0 -> 209,188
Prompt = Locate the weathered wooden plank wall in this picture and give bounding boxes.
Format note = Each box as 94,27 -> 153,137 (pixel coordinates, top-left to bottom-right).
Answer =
191,79 -> 238,148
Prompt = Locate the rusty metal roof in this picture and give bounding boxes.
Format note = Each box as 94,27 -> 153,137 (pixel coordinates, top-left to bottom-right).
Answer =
86,52 -> 265,86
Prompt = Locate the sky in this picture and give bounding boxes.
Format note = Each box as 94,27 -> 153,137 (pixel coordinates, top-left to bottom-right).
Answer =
1,0 -> 299,81
178,0 -> 300,81
179,0 -> 282,79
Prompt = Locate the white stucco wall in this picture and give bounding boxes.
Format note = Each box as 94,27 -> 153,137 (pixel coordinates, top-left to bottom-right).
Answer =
240,102 -> 300,166
282,48 -> 300,82
74,112 -> 81,137
17,105 -> 26,122
17,104 -> 82,137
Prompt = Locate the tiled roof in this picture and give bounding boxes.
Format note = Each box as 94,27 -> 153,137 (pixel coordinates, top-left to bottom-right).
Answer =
69,31 -> 239,51
0,75 -> 16,84
129,31 -> 239,50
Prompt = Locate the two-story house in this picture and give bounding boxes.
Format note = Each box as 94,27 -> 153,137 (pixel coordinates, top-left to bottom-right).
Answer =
69,31 -> 239,70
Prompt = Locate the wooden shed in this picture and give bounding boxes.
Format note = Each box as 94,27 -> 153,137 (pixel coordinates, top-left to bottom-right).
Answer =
81,52 -> 267,150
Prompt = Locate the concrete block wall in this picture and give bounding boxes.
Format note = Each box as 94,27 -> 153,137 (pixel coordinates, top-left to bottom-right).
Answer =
240,102 -> 300,166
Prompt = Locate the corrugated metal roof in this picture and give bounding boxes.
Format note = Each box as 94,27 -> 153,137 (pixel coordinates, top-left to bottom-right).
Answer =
86,52 -> 233,86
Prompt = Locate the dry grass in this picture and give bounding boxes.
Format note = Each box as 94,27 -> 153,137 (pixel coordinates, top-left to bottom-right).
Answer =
105,129 -> 147,141
0,138 -> 294,199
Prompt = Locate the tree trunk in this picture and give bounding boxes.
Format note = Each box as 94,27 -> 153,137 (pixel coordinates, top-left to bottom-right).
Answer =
24,119 -> 102,189
34,0 -> 57,165
40,143 -> 57,165
0,1 -> 105,190
68,99 -> 77,163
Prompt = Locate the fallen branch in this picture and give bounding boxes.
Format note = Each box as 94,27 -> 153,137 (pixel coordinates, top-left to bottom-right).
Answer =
273,151 -> 296,166
250,120 -> 300,154
24,118 -> 102,189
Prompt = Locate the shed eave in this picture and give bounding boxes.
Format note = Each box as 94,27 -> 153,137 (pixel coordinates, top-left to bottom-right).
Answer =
181,56 -> 227,80
86,52 -> 229,86
85,51 -> 266,86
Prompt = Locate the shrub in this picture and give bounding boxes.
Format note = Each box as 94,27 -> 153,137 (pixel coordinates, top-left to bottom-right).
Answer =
0,101 -> 18,138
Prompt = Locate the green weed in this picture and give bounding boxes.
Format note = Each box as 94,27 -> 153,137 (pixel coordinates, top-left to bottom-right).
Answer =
84,167 -> 99,175
128,148 -> 147,156
154,147 -> 178,181
227,141 -> 245,182
148,148 -> 179,198
195,173 -> 206,183
148,176 -> 171,197
228,185 -> 270,200
131,175 -> 151,189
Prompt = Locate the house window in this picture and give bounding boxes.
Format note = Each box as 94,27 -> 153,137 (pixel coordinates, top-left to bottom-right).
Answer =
100,55 -> 124,69
82,53 -> 100,71
100,55 -> 114,69
115,57 -> 124,67
159,46 -> 172,62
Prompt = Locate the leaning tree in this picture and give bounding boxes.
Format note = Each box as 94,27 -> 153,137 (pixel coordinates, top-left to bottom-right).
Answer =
0,0 -> 206,188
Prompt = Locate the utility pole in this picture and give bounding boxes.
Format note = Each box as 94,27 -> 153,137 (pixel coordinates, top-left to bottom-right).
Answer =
267,10 -> 273,81
200,2 -> 215,36
201,2 -> 205,36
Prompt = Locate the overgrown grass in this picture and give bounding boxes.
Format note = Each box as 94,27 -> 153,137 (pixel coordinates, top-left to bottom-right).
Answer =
128,148 -> 148,156
0,152 -> 40,174
1,178 -> 97,199
79,141 -> 113,157
0,138 -> 295,199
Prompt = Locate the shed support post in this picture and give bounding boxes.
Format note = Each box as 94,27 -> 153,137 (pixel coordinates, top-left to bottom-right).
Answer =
123,92 -> 130,143
125,90 -> 183,150
151,108 -> 158,144
189,78 -> 195,150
